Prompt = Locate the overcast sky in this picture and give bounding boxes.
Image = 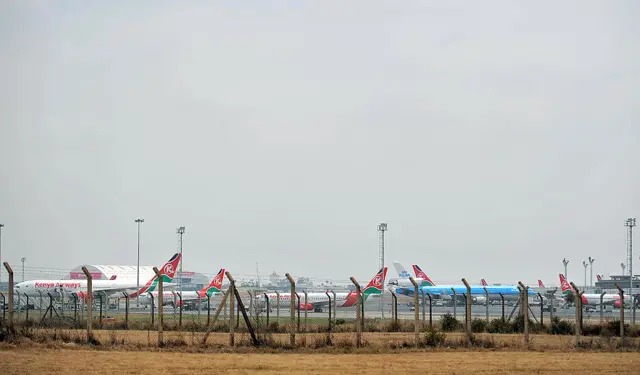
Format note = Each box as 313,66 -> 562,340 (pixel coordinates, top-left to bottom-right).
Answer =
1,1 -> 638,286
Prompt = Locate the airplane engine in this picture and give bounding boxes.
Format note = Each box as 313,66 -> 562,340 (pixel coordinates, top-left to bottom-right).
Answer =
298,303 -> 314,311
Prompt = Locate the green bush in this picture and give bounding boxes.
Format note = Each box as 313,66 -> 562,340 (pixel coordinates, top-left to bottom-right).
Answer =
440,313 -> 460,332
424,328 -> 446,347
581,324 -> 601,336
607,319 -> 629,337
471,318 -> 487,333
551,316 -> 573,335
487,318 -> 513,334
335,318 -> 346,325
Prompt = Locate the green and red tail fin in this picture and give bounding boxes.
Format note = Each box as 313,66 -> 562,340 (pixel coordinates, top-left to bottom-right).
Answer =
362,267 -> 387,301
412,264 -> 436,286
559,273 -> 573,297
130,253 -> 181,298
198,268 -> 225,297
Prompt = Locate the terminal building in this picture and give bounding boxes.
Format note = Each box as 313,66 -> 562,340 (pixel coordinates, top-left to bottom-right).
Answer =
594,275 -> 640,293
67,264 -> 210,291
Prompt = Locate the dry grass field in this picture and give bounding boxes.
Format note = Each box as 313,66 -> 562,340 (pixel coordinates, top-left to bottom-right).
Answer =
1,348 -> 639,374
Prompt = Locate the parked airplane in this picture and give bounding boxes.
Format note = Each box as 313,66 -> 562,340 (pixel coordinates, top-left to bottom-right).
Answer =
596,275 -> 603,282
15,253 -> 181,299
259,268 -> 387,312
538,280 -> 545,288
137,268 -> 226,306
392,264 -> 537,301
558,274 -> 624,306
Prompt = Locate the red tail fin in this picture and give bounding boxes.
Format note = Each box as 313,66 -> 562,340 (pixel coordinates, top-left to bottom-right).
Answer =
596,274 -> 602,281
559,274 -> 572,294
109,275 -> 117,280
412,264 -> 436,286
481,279 -> 488,286
538,279 -> 545,288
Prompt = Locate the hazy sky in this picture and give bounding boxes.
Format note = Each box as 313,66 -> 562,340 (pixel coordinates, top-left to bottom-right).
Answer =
1,1 -> 639,286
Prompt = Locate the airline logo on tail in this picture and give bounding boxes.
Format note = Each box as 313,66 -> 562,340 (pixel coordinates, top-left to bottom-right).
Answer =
412,265 -> 436,286
199,268 -> 225,297
130,253 -> 181,298
481,279 -> 488,286
559,274 -> 573,296
538,279 -> 545,288
596,274 -> 602,281
362,267 -> 388,300
393,261 -> 411,278
109,275 -> 117,280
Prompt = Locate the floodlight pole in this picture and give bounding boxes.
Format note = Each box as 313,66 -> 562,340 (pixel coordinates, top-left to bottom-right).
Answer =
377,222 -> 387,319
177,226 -> 186,297
625,218 -> 635,301
21,257 -> 26,282
135,218 -> 144,307
588,256 -> 595,288
582,261 -> 588,289
562,258 -> 569,281
0,224 -> 4,283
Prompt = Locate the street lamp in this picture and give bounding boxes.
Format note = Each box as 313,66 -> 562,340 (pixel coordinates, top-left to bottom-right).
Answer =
135,218 -> 144,307
588,257 -> 595,288
21,257 -> 26,282
177,226 -> 186,297
582,261 -> 588,289
562,258 -> 569,280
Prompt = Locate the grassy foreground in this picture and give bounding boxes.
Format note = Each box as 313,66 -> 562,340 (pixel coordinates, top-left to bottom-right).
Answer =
1,348 -> 639,374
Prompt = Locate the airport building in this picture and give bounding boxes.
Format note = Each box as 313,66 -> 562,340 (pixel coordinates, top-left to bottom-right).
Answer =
594,275 -> 640,293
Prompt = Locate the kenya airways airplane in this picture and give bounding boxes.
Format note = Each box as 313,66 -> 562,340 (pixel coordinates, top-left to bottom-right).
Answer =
15,253 -> 181,298
393,264 -> 536,301
260,268 -> 387,312
137,268 -> 226,306
558,274 -> 623,306
387,262 -> 435,288
481,278 -> 546,289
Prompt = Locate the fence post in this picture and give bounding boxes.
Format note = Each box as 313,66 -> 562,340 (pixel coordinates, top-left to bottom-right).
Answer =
228,275 -> 235,346
331,291 -> 337,325
81,266 -> 93,342
123,292 -> 129,329
518,282 -> 529,346
177,292 -> 183,328
149,293 -> 155,326
201,288 -> 233,344
600,292 -> 606,324
172,291 -> 177,321
570,282 -> 582,346
389,290 -> 395,322
410,277 -> 420,346
615,284 -> 624,345
295,292 -> 301,333
451,288 -> 457,320
499,293 -> 505,320
47,293 -> 54,324
421,292 -> 426,328
304,291 -> 308,333
462,279 -> 472,346
0,293 -> 4,321
537,293 -> 544,328
73,293 -> 78,326
483,287 -> 490,322
98,293 -> 103,327
549,289 -> 556,325
248,291 -> 254,319
350,277 -> 362,347
285,273 -> 296,347
423,293 -> 431,329
633,294 -> 637,325
325,291 -> 332,335
207,294 -> 211,327
264,293 -> 270,326
275,291 -> 280,323
3,262 -> 13,329
24,294 -> 29,321
152,267 -> 164,346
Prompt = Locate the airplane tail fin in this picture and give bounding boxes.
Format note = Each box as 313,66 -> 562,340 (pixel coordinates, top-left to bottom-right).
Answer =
393,261 -> 411,278
109,275 -> 117,281
199,268 -> 225,297
538,279 -> 545,288
130,253 -> 182,298
362,267 -> 388,300
559,274 -> 572,296
481,279 -> 488,286
596,274 -> 602,281
412,264 -> 436,286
